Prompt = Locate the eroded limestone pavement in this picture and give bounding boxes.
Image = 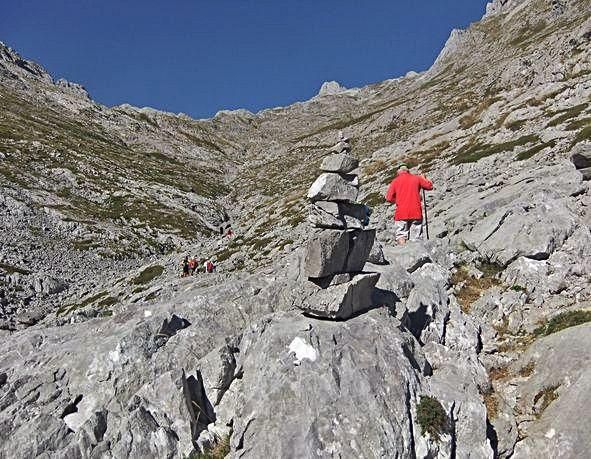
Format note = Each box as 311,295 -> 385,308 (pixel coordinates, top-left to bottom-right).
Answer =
1,0 -> 591,457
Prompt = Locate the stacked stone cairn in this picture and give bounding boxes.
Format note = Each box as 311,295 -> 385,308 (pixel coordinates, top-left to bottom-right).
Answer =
294,133 -> 380,320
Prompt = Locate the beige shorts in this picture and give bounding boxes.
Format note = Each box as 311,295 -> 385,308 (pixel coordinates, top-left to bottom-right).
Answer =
395,219 -> 423,241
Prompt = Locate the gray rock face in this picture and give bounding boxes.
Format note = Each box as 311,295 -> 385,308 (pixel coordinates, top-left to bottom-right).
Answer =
462,199 -> 577,267
320,153 -> 359,174
508,324 -> 591,458
230,310 -> 426,457
307,173 -> 359,202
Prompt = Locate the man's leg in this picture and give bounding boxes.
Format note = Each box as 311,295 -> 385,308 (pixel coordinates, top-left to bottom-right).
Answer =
395,220 -> 410,245
409,219 -> 423,241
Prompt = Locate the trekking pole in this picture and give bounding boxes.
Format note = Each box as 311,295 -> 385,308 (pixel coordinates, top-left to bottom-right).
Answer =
422,189 -> 430,240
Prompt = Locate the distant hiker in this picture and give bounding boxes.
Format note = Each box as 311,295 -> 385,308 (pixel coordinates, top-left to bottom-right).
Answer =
226,228 -> 234,238
188,257 -> 197,275
181,256 -> 190,277
385,165 -> 433,245
204,259 -> 215,273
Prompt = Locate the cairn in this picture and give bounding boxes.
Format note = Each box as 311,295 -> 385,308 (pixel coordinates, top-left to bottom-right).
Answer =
292,134 -> 380,320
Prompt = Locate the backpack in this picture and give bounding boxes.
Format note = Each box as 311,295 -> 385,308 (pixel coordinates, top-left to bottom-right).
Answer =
206,261 -> 214,273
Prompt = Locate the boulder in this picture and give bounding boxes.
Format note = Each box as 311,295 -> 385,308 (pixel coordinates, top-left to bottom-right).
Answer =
570,143 -> 591,169
320,153 -> 359,174
510,324 -> 591,459
307,173 -> 358,202
298,272 -> 380,319
231,309 -> 426,457
579,167 -> 591,180
367,240 -> 387,265
303,230 -> 349,278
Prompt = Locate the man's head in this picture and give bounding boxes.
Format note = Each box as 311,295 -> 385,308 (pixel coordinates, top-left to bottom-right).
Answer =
397,164 -> 409,174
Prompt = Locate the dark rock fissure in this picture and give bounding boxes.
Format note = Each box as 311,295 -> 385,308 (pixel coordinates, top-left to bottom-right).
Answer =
60,394 -> 83,419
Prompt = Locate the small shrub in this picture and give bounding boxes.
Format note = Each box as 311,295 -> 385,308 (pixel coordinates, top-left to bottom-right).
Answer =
510,285 -> 526,292
416,396 -> 447,440
533,310 -> 591,337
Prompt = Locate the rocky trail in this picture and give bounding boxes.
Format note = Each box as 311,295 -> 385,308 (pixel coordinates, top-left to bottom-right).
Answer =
1,0 -> 591,457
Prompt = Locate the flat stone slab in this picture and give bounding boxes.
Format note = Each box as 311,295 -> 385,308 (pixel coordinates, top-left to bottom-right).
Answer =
307,173 -> 359,202
298,272 -> 380,319
320,153 -> 359,174
307,201 -> 369,229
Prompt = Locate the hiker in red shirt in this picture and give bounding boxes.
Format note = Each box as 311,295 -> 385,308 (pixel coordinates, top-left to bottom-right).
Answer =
385,165 -> 433,245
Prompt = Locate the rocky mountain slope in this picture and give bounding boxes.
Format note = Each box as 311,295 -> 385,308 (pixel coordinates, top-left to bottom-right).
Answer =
1,0 -> 591,457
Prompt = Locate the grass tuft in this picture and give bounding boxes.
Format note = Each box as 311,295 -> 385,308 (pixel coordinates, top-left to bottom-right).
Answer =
533,310 -> 591,337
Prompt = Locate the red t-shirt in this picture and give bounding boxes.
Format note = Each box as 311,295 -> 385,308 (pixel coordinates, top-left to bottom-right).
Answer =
385,171 -> 433,220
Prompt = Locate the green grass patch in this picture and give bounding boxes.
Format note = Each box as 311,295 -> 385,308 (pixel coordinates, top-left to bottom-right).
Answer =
97,296 -> 118,307
515,140 -> 556,161
57,290 -> 108,315
0,262 -> 32,275
416,396 -> 447,440
565,117 -> 591,130
572,125 -> 591,146
546,103 -> 588,127
452,135 -> 539,164
130,265 -> 164,285
533,310 -> 591,337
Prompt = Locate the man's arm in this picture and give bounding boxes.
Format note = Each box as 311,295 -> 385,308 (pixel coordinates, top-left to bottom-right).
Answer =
385,180 -> 396,203
419,176 -> 433,191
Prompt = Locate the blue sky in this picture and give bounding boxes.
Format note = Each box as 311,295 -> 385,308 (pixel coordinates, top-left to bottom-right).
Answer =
2,1 -> 489,118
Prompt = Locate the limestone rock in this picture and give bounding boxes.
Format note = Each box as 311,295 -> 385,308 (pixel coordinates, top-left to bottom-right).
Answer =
298,272 -> 380,319
307,173 -> 359,202
367,239 -> 387,265
344,229 -> 376,272
317,80 -> 346,96
303,230 -> 349,278
570,143 -> 591,169
231,309 -> 425,457
320,153 -> 359,174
